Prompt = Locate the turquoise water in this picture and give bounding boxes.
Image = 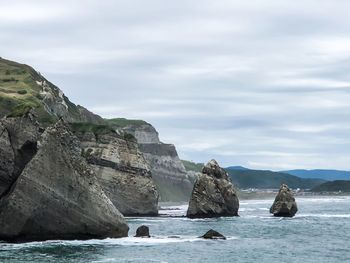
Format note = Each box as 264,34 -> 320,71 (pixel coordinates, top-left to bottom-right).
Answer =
1,196 -> 349,263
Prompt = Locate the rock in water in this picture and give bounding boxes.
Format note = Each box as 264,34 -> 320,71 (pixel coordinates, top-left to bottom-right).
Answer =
0,121 -> 129,242
201,229 -> 226,240
135,225 -> 150,237
270,184 -> 298,217
186,160 -> 239,218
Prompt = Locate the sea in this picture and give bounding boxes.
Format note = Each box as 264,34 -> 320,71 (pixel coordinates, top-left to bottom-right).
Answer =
0,196 -> 349,263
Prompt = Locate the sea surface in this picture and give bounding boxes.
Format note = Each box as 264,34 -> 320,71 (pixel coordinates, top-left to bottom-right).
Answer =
1,196 -> 349,263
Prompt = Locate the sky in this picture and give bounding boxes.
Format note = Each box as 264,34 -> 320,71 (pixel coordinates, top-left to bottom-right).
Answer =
1,0 -> 350,170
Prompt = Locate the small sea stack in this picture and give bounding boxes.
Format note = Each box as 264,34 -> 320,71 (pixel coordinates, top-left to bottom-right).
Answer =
186,159 -> 239,218
270,184 -> 298,217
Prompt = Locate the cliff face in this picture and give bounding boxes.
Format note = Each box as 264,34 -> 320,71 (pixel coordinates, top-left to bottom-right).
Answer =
0,119 -> 128,242
74,130 -> 159,216
112,121 -> 194,202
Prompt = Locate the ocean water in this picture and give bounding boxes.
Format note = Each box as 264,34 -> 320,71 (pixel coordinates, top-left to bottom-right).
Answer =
1,196 -> 349,263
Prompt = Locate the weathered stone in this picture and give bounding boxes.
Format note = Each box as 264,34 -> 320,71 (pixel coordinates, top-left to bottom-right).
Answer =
0,113 -> 41,196
187,160 -> 239,218
120,122 -> 194,202
135,225 -> 150,238
270,184 -> 298,217
201,229 -> 226,240
0,121 -> 129,242
76,132 -> 159,216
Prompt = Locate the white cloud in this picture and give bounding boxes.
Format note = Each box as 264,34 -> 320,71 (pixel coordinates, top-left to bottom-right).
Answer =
2,0 -> 350,170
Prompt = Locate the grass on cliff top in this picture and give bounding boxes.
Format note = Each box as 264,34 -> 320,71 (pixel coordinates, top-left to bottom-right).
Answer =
106,118 -> 148,128
182,160 -> 204,173
69,122 -> 115,135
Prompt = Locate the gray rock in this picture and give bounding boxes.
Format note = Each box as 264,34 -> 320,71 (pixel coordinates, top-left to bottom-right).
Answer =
120,122 -> 194,202
201,229 -> 226,240
76,132 -> 159,216
0,121 -> 129,242
270,184 -> 298,217
187,160 -> 239,218
135,225 -> 150,237
0,113 -> 41,196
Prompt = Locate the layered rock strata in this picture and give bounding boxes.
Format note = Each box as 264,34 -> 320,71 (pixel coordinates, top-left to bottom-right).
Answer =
76,131 -> 159,216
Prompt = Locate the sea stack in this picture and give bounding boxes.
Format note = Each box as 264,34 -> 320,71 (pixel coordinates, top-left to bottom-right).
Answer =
270,184 -> 298,217
186,159 -> 239,218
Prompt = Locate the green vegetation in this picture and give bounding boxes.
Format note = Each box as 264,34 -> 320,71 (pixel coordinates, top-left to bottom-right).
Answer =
182,160 -> 204,173
311,180 -> 350,192
0,58 -> 50,120
69,122 -> 115,135
106,118 -> 148,128
226,168 -> 326,189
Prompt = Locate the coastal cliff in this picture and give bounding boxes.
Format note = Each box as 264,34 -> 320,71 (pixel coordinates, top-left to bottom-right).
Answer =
108,119 -> 195,201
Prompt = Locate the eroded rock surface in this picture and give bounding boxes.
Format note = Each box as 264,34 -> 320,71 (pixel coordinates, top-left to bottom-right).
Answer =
187,160 -> 239,218
270,184 -> 298,217
135,225 -> 150,238
201,229 -> 226,240
76,131 -> 159,216
0,121 -> 129,242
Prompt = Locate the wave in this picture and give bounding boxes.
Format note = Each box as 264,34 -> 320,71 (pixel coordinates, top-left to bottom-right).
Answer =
0,235 -> 238,250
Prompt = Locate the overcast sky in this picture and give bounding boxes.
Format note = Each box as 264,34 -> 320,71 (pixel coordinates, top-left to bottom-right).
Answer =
1,0 -> 350,170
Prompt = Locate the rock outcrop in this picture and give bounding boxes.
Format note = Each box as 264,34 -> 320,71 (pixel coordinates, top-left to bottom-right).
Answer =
75,130 -> 159,216
135,225 -> 150,237
201,229 -> 226,240
0,113 -> 41,196
187,160 -> 239,218
0,120 -> 129,242
116,121 -> 193,201
270,184 -> 298,217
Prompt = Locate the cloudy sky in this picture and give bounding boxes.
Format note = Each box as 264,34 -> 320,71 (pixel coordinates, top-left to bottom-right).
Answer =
1,0 -> 350,170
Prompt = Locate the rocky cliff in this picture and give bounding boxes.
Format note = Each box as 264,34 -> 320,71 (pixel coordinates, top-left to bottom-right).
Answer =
0,57 -> 103,125
108,119 -> 194,201
73,127 -> 159,216
0,118 -> 128,242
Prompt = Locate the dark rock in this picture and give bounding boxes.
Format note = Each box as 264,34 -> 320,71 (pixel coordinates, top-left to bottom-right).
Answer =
201,229 -> 226,240
0,113 -> 41,196
0,120 -> 129,242
270,184 -> 298,217
135,225 -> 150,237
186,160 -> 239,218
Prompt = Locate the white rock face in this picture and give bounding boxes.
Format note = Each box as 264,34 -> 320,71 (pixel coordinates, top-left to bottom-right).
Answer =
121,123 -> 194,201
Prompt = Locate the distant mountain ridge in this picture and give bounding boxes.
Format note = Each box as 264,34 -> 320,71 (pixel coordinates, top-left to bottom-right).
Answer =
226,168 -> 325,189
282,169 -> 350,181
311,180 -> 350,192
182,161 -> 326,189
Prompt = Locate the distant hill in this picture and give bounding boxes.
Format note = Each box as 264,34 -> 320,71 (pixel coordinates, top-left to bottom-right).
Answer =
226,168 -> 325,189
282,169 -> 350,181
225,166 -> 250,171
311,180 -> 350,192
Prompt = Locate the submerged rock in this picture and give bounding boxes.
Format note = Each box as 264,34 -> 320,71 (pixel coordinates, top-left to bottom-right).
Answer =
186,160 -> 239,218
201,229 -> 226,240
0,121 -> 129,242
135,225 -> 150,238
270,184 -> 298,217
